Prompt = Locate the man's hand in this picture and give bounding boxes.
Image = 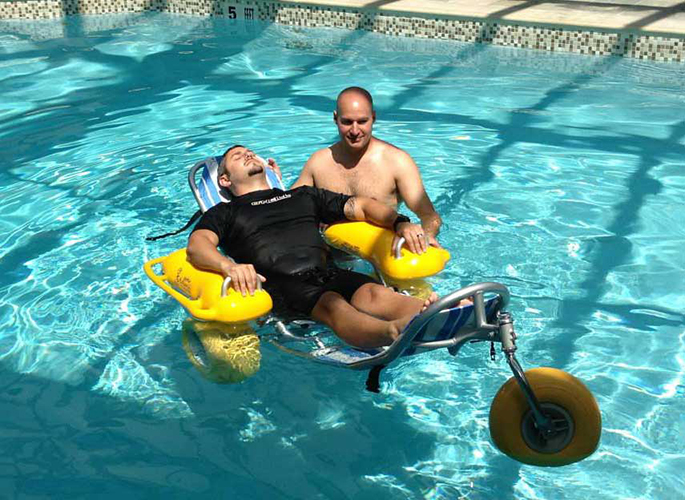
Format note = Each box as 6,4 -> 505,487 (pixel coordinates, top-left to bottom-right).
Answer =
222,262 -> 266,297
393,222 -> 428,255
267,158 -> 282,180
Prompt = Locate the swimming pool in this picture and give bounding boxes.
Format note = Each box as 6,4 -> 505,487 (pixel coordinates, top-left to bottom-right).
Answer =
1,11 -> 684,499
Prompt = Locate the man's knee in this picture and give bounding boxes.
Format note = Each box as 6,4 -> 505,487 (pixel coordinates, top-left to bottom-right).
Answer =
352,282 -> 391,305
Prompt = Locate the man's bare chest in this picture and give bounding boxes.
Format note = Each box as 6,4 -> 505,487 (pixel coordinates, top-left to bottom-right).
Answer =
316,163 -> 398,203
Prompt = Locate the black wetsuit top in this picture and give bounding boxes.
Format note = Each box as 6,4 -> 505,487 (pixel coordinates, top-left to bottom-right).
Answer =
192,186 -> 379,315
193,186 -> 350,276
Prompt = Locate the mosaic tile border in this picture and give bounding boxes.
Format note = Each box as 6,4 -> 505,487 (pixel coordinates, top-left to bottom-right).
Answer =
0,0 -> 683,62
261,3 -> 684,62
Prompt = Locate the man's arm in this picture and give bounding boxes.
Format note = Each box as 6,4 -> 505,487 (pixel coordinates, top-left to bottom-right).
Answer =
394,154 -> 442,246
291,157 -> 316,189
343,196 -> 427,254
187,230 -> 264,296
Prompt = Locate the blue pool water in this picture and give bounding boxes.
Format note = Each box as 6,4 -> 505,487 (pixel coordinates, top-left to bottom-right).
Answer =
1,12 -> 685,499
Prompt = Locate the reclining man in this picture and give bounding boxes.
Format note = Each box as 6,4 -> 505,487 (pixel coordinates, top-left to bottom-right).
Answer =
187,145 -> 437,349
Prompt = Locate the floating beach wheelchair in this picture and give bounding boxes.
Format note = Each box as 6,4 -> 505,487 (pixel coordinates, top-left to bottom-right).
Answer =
144,155 -> 602,467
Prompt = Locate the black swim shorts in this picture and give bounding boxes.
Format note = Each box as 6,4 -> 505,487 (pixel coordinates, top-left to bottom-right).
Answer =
265,266 -> 378,316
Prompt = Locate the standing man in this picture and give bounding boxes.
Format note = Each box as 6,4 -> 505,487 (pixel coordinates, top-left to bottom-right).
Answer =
292,87 -> 442,251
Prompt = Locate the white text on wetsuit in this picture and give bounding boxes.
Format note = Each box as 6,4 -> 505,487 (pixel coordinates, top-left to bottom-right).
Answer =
251,193 -> 292,206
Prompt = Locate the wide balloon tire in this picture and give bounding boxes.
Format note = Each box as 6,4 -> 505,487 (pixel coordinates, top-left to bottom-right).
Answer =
489,367 -> 601,467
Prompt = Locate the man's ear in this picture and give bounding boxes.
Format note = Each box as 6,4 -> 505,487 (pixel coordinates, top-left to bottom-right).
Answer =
372,111 -> 376,122
218,175 -> 231,189
333,110 -> 338,123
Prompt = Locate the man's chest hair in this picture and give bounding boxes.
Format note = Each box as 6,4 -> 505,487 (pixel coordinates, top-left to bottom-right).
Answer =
320,161 -> 396,196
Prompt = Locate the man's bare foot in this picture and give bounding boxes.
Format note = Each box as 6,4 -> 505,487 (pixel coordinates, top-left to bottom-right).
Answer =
457,297 -> 473,307
383,294 -> 475,345
387,312 -> 420,343
384,293 -> 441,344
421,292 -> 439,312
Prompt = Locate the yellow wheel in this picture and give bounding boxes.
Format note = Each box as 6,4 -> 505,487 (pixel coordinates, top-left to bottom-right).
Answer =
489,367 -> 601,467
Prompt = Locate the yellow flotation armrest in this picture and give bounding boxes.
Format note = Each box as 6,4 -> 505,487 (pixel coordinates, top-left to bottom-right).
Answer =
143,249 -> 272,323
324,222 -> 450,280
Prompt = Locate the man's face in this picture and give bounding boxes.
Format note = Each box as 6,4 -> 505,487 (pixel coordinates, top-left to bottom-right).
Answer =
222,146 -> 264,183
334,94 -> 375,151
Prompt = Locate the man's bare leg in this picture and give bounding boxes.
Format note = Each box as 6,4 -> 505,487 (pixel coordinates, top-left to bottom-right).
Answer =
311,291 -> 408,348
350,283 -> 437,321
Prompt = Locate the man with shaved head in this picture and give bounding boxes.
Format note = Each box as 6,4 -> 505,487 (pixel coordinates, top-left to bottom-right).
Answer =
293,86 -> 442,250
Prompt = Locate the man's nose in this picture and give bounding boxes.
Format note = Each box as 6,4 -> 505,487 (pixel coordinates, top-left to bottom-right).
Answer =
350,123 -> 359,134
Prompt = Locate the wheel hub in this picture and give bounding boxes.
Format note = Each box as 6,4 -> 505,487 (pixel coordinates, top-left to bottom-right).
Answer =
521,403 -> 574,454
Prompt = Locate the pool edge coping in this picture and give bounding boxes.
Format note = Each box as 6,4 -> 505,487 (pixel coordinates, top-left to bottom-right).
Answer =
0,0 -> 683,62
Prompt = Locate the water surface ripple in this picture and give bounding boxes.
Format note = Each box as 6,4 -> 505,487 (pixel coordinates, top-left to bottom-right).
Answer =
1,12 -> 684,500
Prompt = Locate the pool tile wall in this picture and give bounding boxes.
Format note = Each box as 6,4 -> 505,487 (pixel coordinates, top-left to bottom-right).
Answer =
0,0 -> 61,19
261,2 -> 684,62
0,0 -> 683,62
